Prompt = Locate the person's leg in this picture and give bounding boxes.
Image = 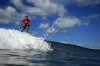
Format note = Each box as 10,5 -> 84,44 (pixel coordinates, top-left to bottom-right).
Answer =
21,26 -> 25,32
26,25 -> 29,33
26,29 -> 28,33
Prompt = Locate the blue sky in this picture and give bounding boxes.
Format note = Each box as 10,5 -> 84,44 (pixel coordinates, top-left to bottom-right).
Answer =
0,0 -> 100,49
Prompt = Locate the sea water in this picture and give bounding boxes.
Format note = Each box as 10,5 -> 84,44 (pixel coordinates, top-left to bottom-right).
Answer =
0,28 -> 100,66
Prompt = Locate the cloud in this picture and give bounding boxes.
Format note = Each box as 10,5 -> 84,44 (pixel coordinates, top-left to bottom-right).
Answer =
89,45 -> 100,50
66,36 -> 70,39
81,14 -> 99,26
15,21 -> 20,25
39,23 -> 49,29
39,13 -> 99,34
39,16 -> 82,34
76,43 -> 85,47
75,0 -> 100,7
51,0 -> 100,7
51,0 -> 75,5
27,0 -> 67,16
11,0 -> 67,16
82,21 -> 90,26
61,42 -> 68,44
45,17 -> 80,34
0,0 -> 67,29
0,6 -> 22,24
46,27 -> 58,34
54,16 -> 81,28
76,43 -> 100,50
62,30 -> 69,34
10,0 -> 26,11
83,14 -> 99,20
39,22 -> 60,34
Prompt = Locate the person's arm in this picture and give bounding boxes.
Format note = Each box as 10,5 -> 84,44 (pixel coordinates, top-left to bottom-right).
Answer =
20,22 -> 23,28
20,19 -> 24,28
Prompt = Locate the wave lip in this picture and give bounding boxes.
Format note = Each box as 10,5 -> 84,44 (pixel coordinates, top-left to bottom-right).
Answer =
0,28 -> 52,51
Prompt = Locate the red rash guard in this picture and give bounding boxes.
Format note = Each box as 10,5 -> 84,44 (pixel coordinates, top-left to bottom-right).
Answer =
22,18 -> 30,26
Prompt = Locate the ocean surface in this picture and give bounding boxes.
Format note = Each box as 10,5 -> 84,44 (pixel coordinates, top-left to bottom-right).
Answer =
0,28 -> 100,66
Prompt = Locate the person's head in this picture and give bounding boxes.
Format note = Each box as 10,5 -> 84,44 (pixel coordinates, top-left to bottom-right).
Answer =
25,15 -> 28,19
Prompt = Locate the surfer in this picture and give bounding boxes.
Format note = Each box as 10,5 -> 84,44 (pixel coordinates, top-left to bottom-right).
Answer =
20,15 -> 30,33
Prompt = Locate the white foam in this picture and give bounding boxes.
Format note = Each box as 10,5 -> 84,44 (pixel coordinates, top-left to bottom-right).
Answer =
0,28 -> 52,51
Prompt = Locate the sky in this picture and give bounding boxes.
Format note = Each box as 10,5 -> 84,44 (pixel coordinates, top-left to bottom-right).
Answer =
0,0 -> 100,49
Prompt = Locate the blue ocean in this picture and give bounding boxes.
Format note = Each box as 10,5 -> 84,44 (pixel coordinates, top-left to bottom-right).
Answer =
0,28 -> 100,66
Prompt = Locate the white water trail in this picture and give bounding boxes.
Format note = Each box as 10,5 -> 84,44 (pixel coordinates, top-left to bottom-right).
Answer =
0,28 -> 52,51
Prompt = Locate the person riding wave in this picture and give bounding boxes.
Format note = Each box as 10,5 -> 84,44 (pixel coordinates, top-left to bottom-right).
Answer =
20,15 -> 30,33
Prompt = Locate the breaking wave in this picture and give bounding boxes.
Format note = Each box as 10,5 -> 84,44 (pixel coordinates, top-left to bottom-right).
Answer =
0,28 -> 52,51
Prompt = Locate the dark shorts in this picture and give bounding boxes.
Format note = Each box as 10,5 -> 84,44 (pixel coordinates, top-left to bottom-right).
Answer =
23,25 -> 30,29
